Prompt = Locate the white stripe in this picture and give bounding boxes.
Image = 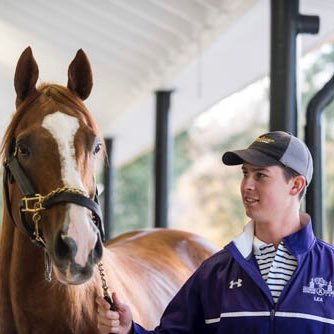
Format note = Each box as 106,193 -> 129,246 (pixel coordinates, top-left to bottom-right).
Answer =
205,317 -> 221,324
260,248 -> 276,255
267,279 -> 289,285
276,254 -> 297,260
205,311 -> 334,326
42,111 -> 97,267
277,252 -> 297,260
205,311 -> 270,324
42,111 -> 85,191
276,312 -> 334,325
276,262 -> 298,269
258,258 -> 275,264
269,268 -> 295,276
254,240 -> 297,302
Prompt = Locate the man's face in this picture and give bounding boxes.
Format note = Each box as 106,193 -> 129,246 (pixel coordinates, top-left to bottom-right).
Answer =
240,163 -> 295,223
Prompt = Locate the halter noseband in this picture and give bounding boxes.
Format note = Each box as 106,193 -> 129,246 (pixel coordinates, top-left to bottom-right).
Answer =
3,142 -> 105,248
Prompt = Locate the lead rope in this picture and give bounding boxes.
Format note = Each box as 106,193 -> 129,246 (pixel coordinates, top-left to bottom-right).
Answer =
97,262 -> 117,311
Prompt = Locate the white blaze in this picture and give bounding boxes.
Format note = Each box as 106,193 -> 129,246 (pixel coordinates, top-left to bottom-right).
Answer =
42,111 -> 85,191
42,111 -> 97,267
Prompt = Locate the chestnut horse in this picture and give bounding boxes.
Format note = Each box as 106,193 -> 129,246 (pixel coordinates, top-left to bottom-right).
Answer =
0,47 -> 217,333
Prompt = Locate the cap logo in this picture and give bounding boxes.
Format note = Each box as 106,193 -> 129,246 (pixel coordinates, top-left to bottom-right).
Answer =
255,136 -> 275,144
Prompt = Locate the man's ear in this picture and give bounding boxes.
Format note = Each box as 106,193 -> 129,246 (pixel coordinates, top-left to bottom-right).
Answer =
290,175 -> 306,196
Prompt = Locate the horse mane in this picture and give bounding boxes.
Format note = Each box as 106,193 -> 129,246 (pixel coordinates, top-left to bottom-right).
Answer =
1,83 -> 102,162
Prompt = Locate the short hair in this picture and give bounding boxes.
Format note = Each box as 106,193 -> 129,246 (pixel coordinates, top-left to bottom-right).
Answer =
282,166 -> 307,200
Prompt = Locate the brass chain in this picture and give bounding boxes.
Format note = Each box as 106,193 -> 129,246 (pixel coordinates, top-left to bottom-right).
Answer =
42,186 -> 88,203
21,187 -> 88,214
32,211 -> 46,246
23,186 -> 88,244
97,262 -> 110,298
97,262 -> 116,310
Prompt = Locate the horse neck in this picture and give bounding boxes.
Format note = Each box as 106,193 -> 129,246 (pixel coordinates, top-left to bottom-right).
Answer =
0,212 -> 15,269
0,212 -> 16,331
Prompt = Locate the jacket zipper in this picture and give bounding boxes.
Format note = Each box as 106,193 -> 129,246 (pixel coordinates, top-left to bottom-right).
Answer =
270,305 -> 276,334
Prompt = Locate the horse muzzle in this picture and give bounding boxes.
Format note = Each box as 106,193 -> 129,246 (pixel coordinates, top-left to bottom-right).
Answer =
53,227 -> 103,284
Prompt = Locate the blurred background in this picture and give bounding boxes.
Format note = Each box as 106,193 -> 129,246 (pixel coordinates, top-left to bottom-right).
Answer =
1,0 -> 334,247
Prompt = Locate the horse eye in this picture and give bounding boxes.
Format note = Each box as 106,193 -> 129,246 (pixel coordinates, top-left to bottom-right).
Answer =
17,144 -> 30,157
93,143 -> 101,155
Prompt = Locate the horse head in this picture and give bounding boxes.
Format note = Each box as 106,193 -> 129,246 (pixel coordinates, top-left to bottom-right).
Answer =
2,47 -> 104,285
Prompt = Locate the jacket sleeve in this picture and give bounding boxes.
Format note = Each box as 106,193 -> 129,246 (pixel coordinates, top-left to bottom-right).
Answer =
133,267 -> 206,334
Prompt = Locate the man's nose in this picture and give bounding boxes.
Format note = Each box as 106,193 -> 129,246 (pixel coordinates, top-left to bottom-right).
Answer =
242,176 -> 255,190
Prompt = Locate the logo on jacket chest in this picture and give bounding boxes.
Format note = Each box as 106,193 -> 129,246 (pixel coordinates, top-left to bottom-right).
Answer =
303,277 -> 334,302
229,278 -> 243,289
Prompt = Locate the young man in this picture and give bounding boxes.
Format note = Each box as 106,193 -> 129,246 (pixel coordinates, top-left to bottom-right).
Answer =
96,131 -> 334,334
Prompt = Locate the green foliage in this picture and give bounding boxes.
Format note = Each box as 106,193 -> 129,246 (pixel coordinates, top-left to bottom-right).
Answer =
113,153 -> 153,235
113,42 -> 334,245
112,130 -> 195,237
1,44 -> 333,246
172,131 -> 193,184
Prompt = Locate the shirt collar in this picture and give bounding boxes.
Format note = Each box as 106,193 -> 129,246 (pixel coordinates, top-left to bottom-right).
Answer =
233,220 -> 254,258
253,236 -> 272,256
233,213 -> 315,259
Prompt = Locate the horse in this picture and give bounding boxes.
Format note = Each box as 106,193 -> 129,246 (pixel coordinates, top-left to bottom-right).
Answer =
0,47 -> 218,334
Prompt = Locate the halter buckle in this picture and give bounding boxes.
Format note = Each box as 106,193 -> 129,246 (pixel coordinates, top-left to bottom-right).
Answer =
21,194 -> 45,213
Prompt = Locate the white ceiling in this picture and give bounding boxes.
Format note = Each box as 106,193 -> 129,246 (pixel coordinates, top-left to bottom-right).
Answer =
0,0 -> 334,166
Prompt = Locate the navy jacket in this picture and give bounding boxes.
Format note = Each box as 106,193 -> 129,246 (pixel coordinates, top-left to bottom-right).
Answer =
134,217 -> 334,333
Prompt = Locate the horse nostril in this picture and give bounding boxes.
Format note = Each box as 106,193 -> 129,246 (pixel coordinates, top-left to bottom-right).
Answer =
55,232 -> 77,260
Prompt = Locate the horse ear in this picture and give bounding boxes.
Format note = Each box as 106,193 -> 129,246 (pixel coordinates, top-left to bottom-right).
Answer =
14,47 -> 39,108
67,49 -> 93,100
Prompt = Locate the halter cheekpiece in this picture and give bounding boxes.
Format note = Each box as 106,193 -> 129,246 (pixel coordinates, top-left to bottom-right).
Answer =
2,138 -> 105,249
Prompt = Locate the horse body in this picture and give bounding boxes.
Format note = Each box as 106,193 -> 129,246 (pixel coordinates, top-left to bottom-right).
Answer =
0,48 -> 217,333
103,229 -> 215,329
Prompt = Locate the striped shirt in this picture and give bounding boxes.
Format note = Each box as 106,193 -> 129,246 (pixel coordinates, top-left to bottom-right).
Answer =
253,237 -> 298,303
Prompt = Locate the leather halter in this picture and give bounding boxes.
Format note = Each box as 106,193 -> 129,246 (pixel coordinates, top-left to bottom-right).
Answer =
3,140 -> 105,248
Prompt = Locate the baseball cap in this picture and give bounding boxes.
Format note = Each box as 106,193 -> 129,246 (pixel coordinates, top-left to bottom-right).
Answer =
222,131 -> 313,184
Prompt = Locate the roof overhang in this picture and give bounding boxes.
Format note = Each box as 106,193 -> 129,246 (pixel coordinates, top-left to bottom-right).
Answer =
0,0 -> 333,166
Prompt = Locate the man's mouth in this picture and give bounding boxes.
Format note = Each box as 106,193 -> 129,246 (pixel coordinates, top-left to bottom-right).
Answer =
244,196 -> 259,205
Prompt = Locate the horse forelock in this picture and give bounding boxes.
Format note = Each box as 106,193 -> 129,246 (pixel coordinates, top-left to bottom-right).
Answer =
39,84 -> 100,135
38,84 -> 106,161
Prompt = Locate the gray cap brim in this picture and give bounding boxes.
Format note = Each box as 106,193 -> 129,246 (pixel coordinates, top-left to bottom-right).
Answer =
222,148 -> 281,167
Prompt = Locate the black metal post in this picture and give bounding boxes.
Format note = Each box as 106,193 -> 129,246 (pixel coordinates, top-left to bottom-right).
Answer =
154,90 -> 173,228
270,0 -> 319,134
305,74 -> 334,238
103,137 -> 114,240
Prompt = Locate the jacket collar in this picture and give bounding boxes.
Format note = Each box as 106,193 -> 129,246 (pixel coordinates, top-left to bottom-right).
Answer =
232,213 -> 316,259
283,213 -> 316,256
